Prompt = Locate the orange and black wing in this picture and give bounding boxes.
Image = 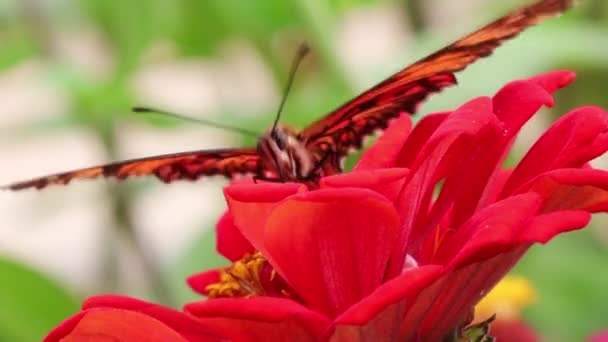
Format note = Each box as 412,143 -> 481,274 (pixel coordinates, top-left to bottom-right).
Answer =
300,0 -> 574,170
2,148 -> 260,191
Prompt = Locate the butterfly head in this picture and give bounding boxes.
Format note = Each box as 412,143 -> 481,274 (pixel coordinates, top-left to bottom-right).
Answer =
258,124 -> 315,181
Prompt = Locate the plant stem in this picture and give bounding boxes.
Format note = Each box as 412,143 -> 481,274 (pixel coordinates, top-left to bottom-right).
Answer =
404,0 -> 427,34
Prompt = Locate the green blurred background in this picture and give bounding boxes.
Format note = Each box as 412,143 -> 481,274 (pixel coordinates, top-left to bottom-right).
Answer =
0,0 -> 607,340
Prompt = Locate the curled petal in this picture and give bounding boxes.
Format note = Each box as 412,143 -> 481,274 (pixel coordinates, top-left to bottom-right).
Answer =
438,193 -> 541,267
412,97 -> 495,173
477,168 -> 514,210
528,70 -> 576,94
501,106 -> 608,198
216,212 -> 254,261
429,116 -> 503,230
492,70 -> 574,136
492,79 -> 554,137
82,295 -> 221,340
477,70 -> 577,206
393,112 -> 450,169
520,168 -> 608,212
391,97 -> 497,273
404,249 -> 524,341
321,168 -> 409,203
47,295 -> 222,341
355,114 -> 413,170
335,265 -> 443,325
331,266 -> 442,342
224,182 -> 303,258
515,210 -> 590,244
263,188 -> 400,319
187,269 -> 221,296
45,309 -> 191,342
186,297 -> 333,341
225,182 -> 304,203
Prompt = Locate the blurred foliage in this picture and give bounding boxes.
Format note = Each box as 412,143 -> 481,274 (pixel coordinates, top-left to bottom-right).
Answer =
1,0 -> 607,340
0,258 -> 79,342
169,228 -> 229,304
515,229 -> 608,341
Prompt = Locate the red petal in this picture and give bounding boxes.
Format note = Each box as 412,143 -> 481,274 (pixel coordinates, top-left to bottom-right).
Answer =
44,311 -> 87,342
413,97 -> 494,169
187,269 -> 221,296
224,182 -> 304,204
528,70 -> 576,94
520,168 -> 608,212
408,198 -> 556,339
185,297 -> 333,341
45,308 -> 190,342
516,210 -> 590,244
83,295 -> 153,310
443,74 -> 567,229
490,318 -> 540,342
438,193 -> 541,267
224,182 -> 303,260
417,72 -> 571,238
588,331 -> 608,342
492,79 -> 554,136
390,97 -> 496,274
500,106 -> 608,198
82,295 -> 221,340
478,77 -> 556,209
477,168 -> 513,210
334,265 -> 443,325
403,249 -> 525,341
393,112 -> 450,169
331,265 -> 442,341
263,188 -> 400,319
355,114 -> 412,170
216,212 -> 254,261
321,168 -> 409,203
428,116 -> 503,229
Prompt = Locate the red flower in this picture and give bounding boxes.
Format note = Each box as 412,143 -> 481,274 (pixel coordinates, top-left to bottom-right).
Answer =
490,319 -> 539,342
44,296 -> 225,341
588,331 -> 608,342
46,71 -> 608,341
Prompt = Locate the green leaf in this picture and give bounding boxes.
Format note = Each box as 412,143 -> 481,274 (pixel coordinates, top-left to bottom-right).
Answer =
460,315 -> 496,342
0,258 -> 79,342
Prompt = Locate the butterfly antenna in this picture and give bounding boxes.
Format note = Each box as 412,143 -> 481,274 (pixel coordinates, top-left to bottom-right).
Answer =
271,43 -> 310,133
132,107 -> 259,138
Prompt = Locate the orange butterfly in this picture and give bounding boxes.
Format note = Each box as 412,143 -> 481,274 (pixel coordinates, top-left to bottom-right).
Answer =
3,0 -> 574,191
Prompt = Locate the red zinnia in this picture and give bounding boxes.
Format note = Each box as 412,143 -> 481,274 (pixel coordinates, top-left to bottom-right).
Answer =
588,331 -> 608,342
46,70 -> 608,341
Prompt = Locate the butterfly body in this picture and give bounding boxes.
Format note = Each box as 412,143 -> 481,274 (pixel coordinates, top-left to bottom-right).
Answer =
257,124 -> 322,182
2,0 -> 574,192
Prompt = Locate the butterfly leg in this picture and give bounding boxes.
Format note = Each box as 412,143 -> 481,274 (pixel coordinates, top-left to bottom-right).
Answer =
253,175 -> 284,183
293,150 -> 334,188
308,149 -> 333,178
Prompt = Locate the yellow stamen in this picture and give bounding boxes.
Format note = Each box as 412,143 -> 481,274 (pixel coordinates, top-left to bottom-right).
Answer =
206,252 -> 267,298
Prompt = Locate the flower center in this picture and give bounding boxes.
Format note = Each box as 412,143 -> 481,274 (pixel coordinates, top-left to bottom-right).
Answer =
206,252 -> 300,301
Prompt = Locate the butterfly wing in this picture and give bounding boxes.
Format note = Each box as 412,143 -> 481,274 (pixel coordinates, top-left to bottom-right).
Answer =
300,0 -> 574,170
2,148 -> 260,190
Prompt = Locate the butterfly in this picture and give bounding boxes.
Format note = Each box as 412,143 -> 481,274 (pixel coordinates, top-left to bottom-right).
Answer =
2,0 -> 574,191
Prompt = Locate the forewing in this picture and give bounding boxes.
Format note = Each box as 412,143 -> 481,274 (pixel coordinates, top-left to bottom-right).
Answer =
2,148 -> 260,191
301,0 -> 574,167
